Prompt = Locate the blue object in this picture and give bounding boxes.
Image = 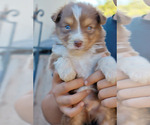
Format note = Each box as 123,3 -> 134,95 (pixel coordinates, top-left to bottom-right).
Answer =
126,15 -> 150,61
103,16 -> 117,60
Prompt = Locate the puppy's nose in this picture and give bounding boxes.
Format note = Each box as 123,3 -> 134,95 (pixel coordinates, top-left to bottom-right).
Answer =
74,40 -> 82,47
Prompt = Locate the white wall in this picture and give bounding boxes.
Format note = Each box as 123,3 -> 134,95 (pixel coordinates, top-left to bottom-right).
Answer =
0,0 -> 33,46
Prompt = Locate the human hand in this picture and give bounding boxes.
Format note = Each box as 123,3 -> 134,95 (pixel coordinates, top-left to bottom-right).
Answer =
117,70 -> 150,108
85,70 -> 117,108
52,72 -> 89,117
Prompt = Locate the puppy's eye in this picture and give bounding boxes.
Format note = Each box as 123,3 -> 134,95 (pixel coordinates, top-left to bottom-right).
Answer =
87,26 -> 92,30
65,25 -> 71,30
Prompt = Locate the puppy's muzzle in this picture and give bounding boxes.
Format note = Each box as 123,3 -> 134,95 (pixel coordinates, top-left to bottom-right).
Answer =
74,40 -> 83,48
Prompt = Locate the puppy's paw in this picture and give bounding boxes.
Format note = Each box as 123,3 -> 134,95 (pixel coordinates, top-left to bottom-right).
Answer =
60,68 -> 76,82
96,56 -> 117,84
118,56 -> 150,84
54,57 -> 76,82
103,67 -> 117,84
125,66 -> 150,84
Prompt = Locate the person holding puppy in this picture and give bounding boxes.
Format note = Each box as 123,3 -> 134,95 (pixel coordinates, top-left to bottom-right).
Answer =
42,1 -> 117,125
42,0 -> 150,125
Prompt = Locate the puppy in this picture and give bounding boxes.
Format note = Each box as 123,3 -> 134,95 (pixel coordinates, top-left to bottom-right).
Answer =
117,11 -> 150,125
50,2 -> 116,125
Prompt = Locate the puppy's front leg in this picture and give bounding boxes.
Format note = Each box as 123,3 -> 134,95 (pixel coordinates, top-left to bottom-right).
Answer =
54,57 -> 76,82
96,56 -> 117,84
118,56 -> 150,84
96,56 -> 117,125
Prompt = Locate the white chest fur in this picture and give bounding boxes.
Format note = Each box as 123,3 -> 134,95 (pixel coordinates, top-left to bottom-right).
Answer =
52,45 -> 102,80
70,53 -> 100,79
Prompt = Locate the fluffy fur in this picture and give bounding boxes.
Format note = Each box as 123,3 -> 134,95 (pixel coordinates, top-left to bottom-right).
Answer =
117,11 -> 150,125
50,2 -> 116,125
117,10 -> 150,85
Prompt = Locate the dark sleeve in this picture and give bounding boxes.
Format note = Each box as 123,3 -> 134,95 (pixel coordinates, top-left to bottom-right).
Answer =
103,17 -> 117,60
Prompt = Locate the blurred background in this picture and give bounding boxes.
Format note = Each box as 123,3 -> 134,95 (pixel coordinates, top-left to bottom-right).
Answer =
118,0 -> 150,17
0,0 -> 33,125
0,0 -> 150,125
118,0 -> 150,61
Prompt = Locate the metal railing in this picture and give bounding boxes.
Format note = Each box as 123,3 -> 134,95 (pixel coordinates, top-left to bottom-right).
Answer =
0,7 -> 52,96
0,9 -> 20,85
0,8 -> 32,96
33,7 -> 52,94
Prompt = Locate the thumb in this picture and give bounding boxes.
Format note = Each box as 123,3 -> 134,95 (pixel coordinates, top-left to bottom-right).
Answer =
52,71 -> 63,87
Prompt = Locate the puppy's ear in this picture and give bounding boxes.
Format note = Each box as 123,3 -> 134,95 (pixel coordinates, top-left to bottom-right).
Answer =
51,8 -> 63,23
96,11 -> 106,25
117,11 -> 131,25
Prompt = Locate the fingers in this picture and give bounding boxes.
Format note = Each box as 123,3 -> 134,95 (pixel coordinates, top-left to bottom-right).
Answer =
60,102 -> 84,118
117,71 -> 150,108
97,79 -> 117,108
122,96 -> 150,108
85,71 -> 104,86
117,70 -> 128,81
56,90 -> 89,106
53,78 -> 84,95
118,86 -> 150,100
101,97 -> 117,108
98,86 -> 117,100
97,79 -> 116,90
117,79 -> 149,90
52,71 -> 63,87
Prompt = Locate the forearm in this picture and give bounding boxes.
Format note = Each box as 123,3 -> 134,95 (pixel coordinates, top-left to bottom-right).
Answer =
41,93 -> 63,125
15,92 -> 33,124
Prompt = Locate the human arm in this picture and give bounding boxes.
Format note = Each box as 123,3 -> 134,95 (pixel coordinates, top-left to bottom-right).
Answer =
15,91 -> 33,124
41,72 -> 89,125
